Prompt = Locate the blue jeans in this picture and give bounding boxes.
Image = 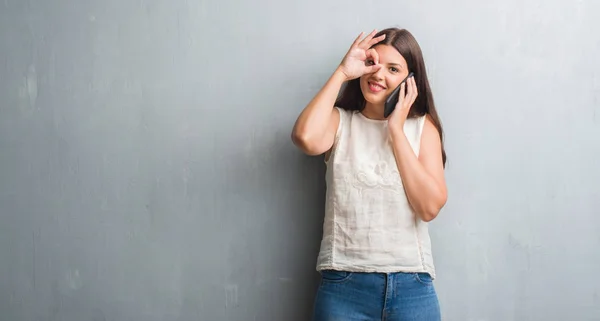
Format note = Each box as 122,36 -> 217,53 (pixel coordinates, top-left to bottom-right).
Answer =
312,270 -> 441,321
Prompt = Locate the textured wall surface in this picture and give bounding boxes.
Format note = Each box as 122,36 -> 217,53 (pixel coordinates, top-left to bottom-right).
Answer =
1,0 -> 599,320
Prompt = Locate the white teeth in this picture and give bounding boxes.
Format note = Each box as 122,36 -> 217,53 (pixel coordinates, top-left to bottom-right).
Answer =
370,82 -> 384,90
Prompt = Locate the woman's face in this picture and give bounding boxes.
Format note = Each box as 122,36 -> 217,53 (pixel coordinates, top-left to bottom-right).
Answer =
359,44 -> 410,113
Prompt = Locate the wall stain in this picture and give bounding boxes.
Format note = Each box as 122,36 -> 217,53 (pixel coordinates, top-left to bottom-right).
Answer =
18,64 -> 38,115
224,284 -> 238,308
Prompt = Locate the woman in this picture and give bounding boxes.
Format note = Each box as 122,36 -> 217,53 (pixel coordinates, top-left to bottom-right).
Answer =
291,27 -> 448,320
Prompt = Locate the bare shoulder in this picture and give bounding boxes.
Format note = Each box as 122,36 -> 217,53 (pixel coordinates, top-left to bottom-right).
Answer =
329,106 -> 341,140
419,114 -> 447,202
323,107 -> 341,161
420,114 -> 442,153
419,114 -> 446,179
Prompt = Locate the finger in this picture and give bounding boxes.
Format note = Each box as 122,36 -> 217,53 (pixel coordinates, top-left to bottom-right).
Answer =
405,78 -> 412,101
358,29 -> 377,48
352,32 -> 365,47
368,34 -> 386,47
398,82 -> 406,107
405,78 -> 416,106
410,77 -> 418,103
365,64 -> 382,74
402,84 -> 409,107
366,48 -> 379,65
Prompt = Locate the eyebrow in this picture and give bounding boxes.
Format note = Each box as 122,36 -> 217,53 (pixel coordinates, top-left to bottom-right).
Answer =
383,63 -> 403,68
371,60 -> 404,67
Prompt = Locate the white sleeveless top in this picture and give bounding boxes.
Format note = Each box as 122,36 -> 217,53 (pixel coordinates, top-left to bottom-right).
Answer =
316,107 -> 436,279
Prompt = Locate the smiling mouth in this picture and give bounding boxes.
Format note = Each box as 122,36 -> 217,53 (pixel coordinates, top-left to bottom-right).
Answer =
368,81 -> 386,92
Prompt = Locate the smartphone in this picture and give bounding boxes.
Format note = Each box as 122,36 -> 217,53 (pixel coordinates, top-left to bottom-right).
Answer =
383,72 -> 414,118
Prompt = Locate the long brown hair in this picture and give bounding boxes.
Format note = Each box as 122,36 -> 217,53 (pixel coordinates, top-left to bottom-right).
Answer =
335,28 -> 447,167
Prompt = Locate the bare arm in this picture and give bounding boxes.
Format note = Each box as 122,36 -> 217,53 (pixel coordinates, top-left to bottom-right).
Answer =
291,30 -> 386,156
291,69 -> 345,155
389,116 -> 447,222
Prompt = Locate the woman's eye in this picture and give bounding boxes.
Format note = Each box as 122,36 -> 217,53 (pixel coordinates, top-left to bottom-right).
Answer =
390,67 -> 398,72
366,60 -> 374,65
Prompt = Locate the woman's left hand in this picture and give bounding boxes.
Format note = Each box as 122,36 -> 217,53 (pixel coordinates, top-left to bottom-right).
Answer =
388,75 -> 418,134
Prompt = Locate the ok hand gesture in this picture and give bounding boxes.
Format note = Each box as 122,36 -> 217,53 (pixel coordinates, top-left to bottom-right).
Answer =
337,30 -> 386,81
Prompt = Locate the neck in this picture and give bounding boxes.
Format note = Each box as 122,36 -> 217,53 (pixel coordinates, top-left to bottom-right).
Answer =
361,102 -> 386,120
